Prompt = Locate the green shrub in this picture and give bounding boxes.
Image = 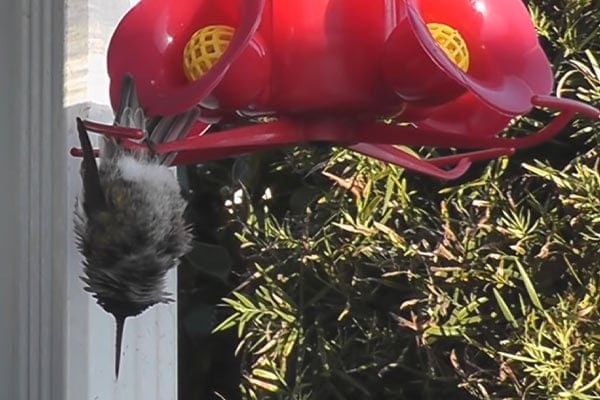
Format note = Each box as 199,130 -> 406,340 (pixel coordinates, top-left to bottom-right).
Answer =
181,1 -> 600,398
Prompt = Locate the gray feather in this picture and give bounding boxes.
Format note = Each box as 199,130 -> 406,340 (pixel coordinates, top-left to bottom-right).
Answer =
107,74 -> 201,164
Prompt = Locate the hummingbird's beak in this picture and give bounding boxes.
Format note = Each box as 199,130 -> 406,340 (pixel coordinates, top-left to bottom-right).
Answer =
114,315 -> 127,379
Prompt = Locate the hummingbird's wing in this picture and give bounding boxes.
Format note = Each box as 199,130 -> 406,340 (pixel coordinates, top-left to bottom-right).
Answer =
76,118 -> 107,216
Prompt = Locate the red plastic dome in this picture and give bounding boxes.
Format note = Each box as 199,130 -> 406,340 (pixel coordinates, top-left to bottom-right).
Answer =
404,0 -> 553,136
106,0 -> 265,116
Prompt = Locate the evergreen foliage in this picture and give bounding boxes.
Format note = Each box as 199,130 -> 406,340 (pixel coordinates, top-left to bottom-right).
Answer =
179,1 -> 600,398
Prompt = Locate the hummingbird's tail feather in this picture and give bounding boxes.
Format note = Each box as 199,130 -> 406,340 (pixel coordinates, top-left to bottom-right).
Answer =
149,107 -> 201,165
112,74 -> 201,165
115,74 -> 141,126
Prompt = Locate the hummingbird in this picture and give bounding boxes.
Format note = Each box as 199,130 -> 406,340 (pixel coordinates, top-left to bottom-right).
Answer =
73,75 -> 197,378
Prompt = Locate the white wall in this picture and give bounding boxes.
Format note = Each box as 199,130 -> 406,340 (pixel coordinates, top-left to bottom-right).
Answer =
0,0 -> 178,398
0,0 -> 66,399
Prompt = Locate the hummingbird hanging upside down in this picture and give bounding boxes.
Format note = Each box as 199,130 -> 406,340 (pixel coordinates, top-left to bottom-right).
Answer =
73,76 -> 196,378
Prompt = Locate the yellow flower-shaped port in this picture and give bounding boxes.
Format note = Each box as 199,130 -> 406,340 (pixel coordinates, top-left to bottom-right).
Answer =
183,25 -> 236,81
427,23 -> 469,72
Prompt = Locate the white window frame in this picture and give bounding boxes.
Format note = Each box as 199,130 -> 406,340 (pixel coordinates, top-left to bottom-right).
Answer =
0,0 -> 178,399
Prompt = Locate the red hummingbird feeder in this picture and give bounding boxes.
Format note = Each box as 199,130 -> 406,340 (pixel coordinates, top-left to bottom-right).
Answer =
75,0 -> 600,179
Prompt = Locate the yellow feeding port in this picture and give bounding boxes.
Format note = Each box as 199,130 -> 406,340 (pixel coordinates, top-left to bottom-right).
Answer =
183,25 -> 235,81
426,23 -> 469,72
